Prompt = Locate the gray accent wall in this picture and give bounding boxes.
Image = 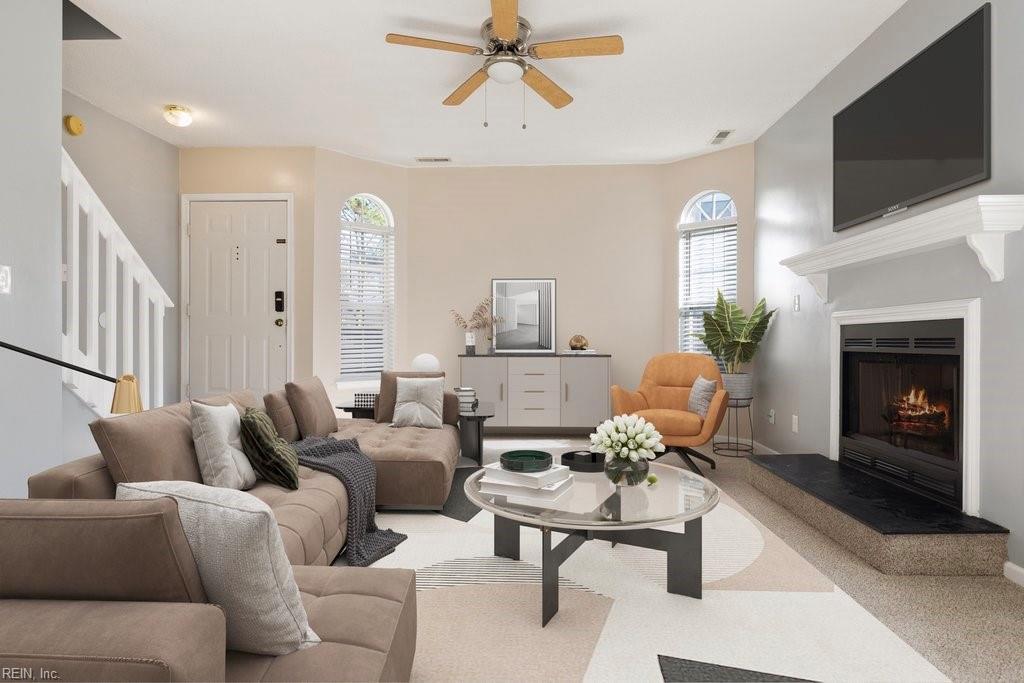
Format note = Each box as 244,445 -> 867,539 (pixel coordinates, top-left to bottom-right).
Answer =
62,90 -> 181,403
754,0 -> 1024,564
0,1 -> 63,497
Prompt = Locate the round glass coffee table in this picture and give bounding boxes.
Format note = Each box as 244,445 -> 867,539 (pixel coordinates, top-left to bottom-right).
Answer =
465,459 -> 719,626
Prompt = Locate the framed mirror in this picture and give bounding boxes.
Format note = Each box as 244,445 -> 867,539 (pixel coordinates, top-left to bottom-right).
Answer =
491,278 -> 556,354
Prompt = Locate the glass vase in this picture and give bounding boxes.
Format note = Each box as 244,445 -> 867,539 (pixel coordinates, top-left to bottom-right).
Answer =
604,457 -> 650,487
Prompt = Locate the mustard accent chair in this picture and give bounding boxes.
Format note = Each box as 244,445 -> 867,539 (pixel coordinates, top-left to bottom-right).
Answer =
610,353 -> 729,475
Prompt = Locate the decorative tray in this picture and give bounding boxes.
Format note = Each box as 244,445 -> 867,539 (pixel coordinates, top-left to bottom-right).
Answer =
561,450 -> 604,473
499,450 -> 553,472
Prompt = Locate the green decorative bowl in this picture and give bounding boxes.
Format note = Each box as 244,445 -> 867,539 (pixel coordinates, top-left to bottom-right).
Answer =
499,450 -> 553,472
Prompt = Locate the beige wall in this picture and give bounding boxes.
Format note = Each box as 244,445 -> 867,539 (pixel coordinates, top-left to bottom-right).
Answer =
659,144 -> 756,353
178,143 -> 755,399
312,149 -> 410,392
179,147 -> 316,378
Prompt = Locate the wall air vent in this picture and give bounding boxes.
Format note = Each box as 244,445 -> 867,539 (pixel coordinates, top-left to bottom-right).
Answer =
709,130 -> 734,145
843,338 -> 873,348
415,157 -> 452,163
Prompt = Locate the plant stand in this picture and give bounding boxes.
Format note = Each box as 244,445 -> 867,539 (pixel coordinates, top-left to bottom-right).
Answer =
713,398 -> 754,457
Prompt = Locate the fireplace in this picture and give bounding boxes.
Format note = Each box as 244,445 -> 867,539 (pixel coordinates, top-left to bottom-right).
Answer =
840,319 -> 963,508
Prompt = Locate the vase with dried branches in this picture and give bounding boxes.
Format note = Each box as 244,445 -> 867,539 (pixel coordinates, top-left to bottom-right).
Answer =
451,297 -> 500,356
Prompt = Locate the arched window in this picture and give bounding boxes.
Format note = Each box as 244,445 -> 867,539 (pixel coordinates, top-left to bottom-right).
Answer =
678,191 -> 738,354
339,194 -> 395,380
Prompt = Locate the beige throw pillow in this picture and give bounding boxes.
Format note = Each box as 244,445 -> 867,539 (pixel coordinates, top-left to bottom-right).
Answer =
191,402 -> 257,490
116,481 -> 320,655
392,377 -> 444,429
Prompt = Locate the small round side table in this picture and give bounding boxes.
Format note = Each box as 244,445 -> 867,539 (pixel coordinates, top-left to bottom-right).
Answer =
713,397 -> 754,457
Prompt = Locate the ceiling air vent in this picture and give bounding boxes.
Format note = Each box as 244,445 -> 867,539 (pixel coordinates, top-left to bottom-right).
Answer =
709,130 -> 734,145
415,156 -> 452,163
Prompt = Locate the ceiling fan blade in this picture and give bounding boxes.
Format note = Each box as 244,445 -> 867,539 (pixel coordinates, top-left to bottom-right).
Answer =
385,33 -> 482,55
443,69 -> 489,106
491,0 -> 519,42
521,65 -> 573,109
528,35 -> 624,59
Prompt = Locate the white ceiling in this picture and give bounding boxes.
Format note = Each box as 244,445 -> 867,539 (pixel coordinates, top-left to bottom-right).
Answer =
64,0 -> 906,167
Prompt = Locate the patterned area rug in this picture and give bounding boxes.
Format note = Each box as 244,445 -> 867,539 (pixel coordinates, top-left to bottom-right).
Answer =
357,438 -> 946,682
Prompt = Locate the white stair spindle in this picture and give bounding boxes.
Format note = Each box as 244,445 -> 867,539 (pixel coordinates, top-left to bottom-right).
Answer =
121,271 -> 134,376
67,178 -> 80,387
85,212 -> 100,365
138,282 -> 150,410
153,303 -> 164,406
104,235 -> 118,377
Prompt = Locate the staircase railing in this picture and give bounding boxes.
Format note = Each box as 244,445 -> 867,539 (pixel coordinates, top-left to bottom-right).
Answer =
60,148 -> 173,414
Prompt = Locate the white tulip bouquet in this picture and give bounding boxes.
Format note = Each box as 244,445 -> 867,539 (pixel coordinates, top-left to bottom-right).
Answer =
590,414 -> 666,462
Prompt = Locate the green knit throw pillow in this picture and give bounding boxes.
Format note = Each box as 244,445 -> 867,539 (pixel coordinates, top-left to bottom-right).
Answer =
240,408 -> 300,490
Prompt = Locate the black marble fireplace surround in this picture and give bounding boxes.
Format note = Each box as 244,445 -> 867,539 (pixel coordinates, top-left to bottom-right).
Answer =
841,319 -> 963,508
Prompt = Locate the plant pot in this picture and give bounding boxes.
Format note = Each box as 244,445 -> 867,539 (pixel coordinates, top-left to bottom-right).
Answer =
465,332 -> 476,356
603,457 -> 650,487
722,372 -> 753,407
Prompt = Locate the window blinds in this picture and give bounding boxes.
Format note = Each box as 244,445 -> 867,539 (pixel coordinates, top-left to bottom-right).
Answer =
339,224 -> 395,380
678,224 -> 738,354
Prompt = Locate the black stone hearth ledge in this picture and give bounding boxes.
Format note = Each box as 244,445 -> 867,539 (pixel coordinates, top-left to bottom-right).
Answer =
748,454 -> 1007,536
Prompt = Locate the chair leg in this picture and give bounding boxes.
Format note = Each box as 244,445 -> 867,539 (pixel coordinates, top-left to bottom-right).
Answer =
684,448 -> 717,470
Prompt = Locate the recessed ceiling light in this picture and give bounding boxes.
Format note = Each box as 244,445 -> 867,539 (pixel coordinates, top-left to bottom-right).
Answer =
163,104 -> 193,127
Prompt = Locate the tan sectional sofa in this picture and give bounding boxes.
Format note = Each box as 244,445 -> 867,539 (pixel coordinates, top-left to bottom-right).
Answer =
0,498 -> 416,682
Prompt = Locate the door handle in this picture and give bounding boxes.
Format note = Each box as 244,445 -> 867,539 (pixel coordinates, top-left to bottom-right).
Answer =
274,318 -> 285,327
564,382 -> 569,402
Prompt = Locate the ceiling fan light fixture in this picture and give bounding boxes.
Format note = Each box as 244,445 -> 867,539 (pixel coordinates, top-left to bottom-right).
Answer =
486,58 -> 525,84
163,104 -> 193,127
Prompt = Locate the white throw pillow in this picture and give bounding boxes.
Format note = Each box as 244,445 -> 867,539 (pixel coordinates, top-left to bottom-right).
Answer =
688,374 -> 717,418
392,377 -> 444,429
116,481 -> 320,655
191,401 -> 257,490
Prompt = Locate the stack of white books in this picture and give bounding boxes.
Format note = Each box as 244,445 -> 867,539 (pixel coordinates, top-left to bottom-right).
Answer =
478,462 -> 573,503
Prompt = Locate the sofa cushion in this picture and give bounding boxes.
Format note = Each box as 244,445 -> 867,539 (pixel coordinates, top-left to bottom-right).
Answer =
247,466 -> 349,566
264,389 -> 300,442
197,389 -> 264,413
392,377 -> 444,429
117,480 -> 320,656
225,566 -> 416,682
241,408 -> 300,490
192,401 -> 257,490
634,408 -> 703,437
0,498 -> 205,603
286,377 -> 337,438
332,419 -> 460,508
90,401 -> 202,484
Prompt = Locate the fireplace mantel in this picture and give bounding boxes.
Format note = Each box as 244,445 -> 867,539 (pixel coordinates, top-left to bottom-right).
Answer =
781,195 -> 1024,301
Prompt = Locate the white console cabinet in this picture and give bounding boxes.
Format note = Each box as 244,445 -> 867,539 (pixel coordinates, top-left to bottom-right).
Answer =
459,354 -> 611,429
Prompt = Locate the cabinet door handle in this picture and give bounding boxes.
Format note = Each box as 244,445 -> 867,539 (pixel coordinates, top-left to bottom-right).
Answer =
499,382 -> 504,401
524,390 -> 545,394
525,372 -> 545,376
564,382 -> 569,402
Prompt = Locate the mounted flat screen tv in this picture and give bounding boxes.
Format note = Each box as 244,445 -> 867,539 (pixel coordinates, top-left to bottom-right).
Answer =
833,4 -> 990,232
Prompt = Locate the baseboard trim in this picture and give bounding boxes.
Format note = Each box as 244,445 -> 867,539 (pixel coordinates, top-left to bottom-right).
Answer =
752,440 -> 779,455
1004,560 -> 1024,588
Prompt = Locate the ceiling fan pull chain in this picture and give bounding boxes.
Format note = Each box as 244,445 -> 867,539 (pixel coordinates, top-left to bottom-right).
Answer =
522,82 -> 527,130
483,81 -> 489,128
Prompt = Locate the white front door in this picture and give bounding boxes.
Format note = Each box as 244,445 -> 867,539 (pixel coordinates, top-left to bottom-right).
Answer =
186,200 -> 288,400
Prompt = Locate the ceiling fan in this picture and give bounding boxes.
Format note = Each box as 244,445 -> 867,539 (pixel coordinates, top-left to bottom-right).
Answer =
385,0 -> 624,109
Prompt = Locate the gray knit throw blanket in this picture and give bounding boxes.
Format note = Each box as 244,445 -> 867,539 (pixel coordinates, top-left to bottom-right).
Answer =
292,437 -> 406,567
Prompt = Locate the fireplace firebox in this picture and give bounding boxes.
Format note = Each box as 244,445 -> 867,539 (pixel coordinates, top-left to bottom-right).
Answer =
840,319 -> 963,508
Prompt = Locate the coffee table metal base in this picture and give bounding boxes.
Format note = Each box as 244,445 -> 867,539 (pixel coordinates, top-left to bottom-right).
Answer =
493,515 -> 703,626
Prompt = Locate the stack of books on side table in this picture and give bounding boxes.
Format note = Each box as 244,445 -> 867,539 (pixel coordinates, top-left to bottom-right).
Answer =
479,462 -> 573,502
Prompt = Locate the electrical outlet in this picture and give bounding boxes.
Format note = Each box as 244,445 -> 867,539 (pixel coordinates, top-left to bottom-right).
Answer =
793,294 -> 801,312
0,265 -> 10,295
791,414 -> 799,434
767,409 -> 776,425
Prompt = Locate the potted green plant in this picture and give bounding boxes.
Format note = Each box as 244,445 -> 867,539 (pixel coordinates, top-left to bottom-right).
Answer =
694,291 -> 777,404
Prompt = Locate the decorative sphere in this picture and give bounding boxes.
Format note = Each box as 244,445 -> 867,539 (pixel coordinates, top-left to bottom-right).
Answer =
410,353 -> 441,372
569,334 -> 589,351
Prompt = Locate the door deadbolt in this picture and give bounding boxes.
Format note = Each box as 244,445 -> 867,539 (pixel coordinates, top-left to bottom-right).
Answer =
274,318 -> 285,327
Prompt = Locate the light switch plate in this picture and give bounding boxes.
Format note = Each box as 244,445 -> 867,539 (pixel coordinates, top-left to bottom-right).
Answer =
791,414 -> 799,433
767,408 -> 776,425
793,294 -> 801,312
0,265 -> 11,294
